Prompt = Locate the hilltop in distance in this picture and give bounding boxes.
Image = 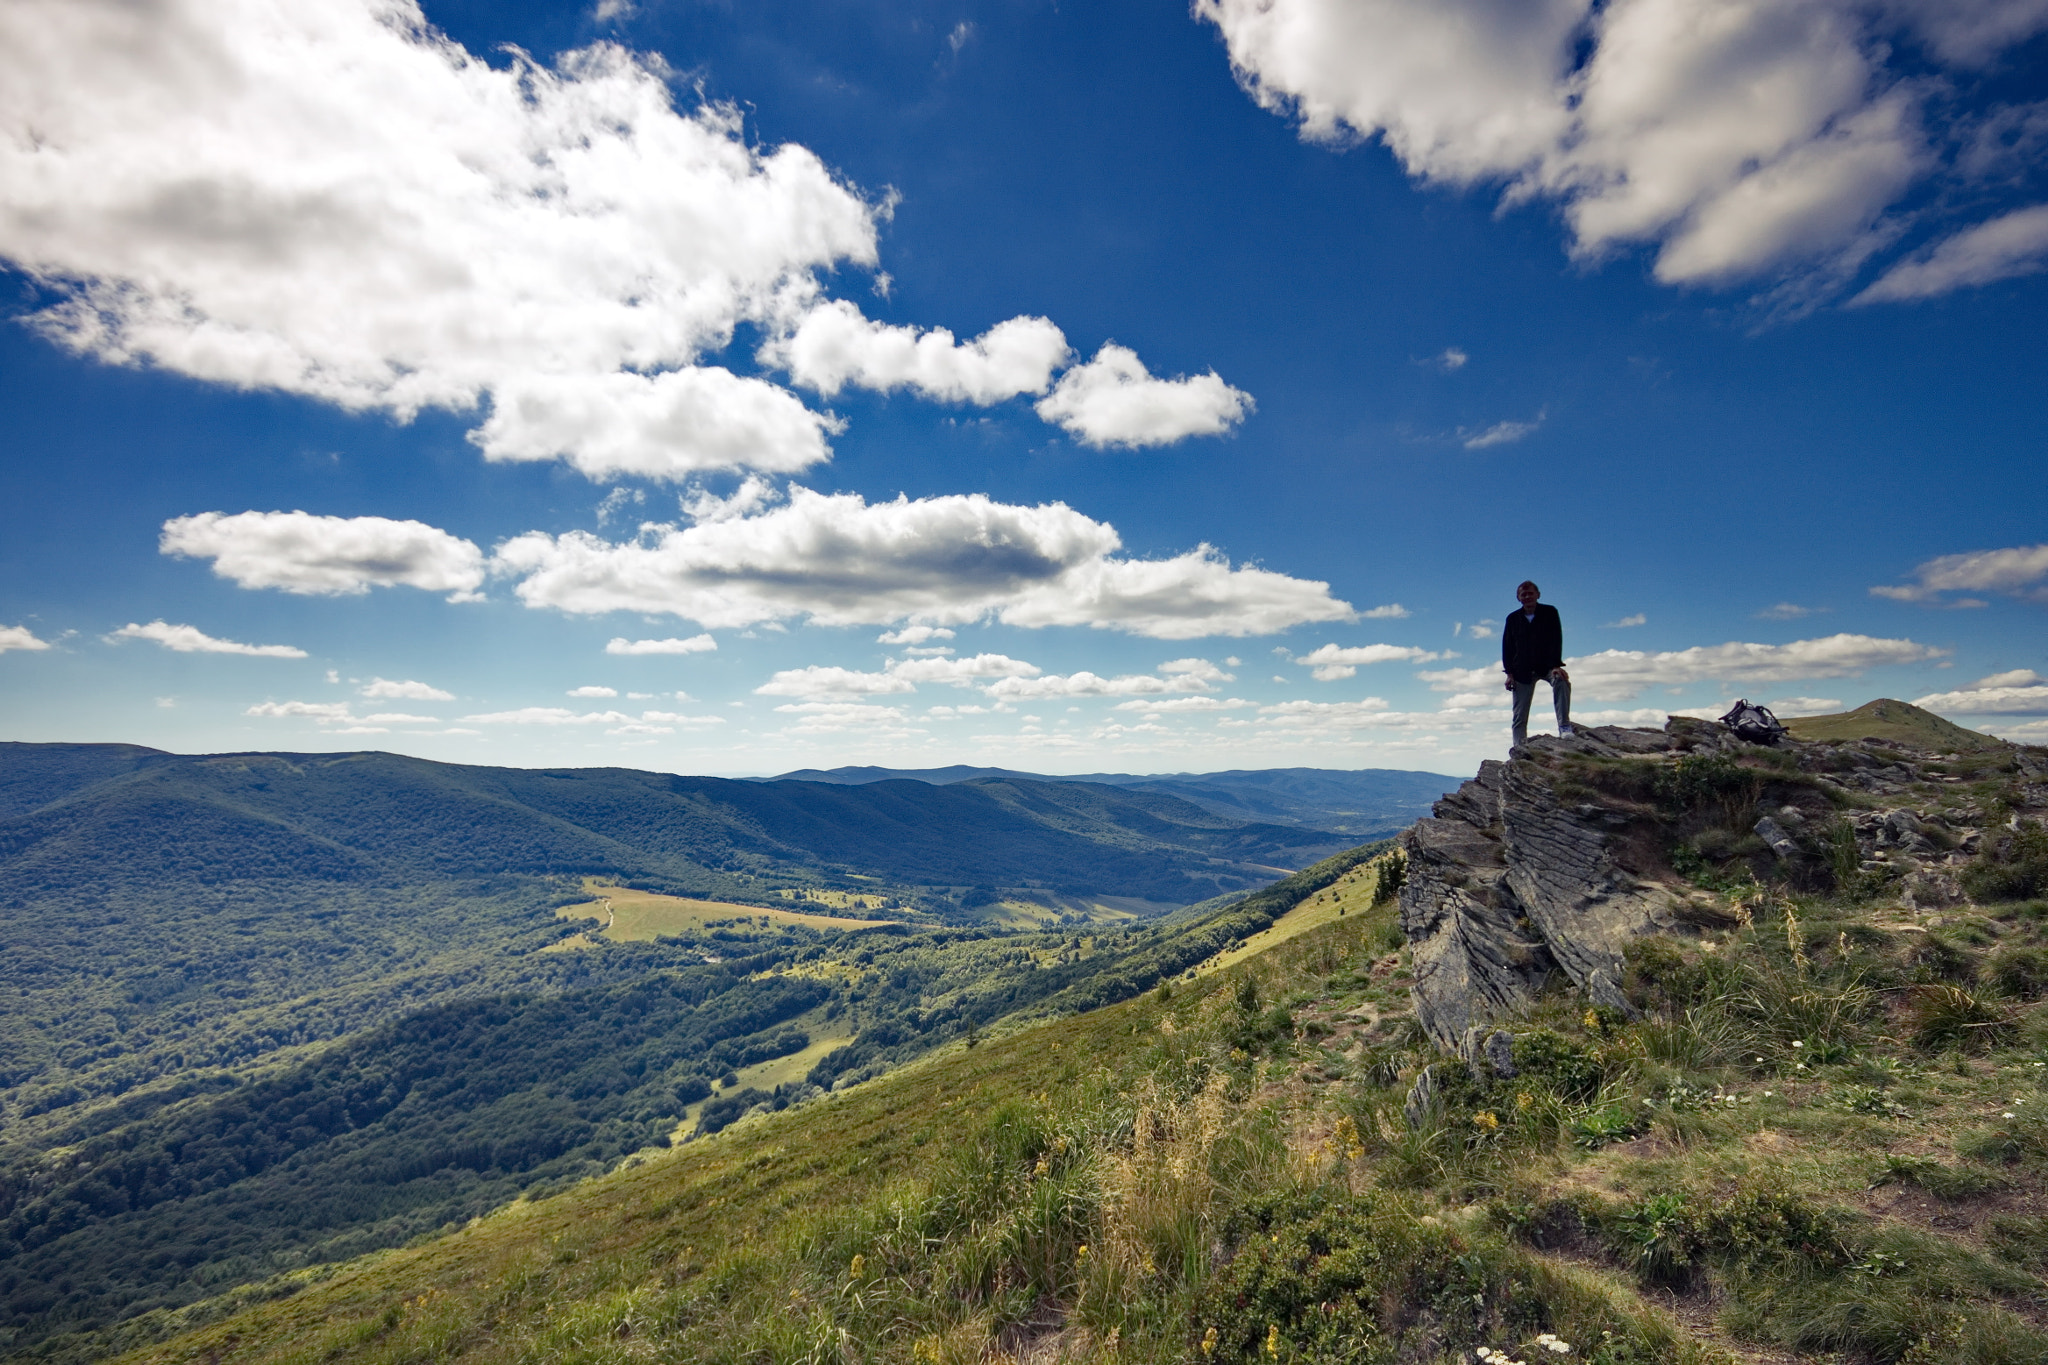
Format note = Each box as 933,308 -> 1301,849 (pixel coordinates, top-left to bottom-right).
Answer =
7,702 -> 2048,1365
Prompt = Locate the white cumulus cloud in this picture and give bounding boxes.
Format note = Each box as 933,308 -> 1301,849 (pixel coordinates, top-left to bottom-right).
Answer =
568,685 -> 619,698
0,625 -> 52,654
1113,696 -> 1253,714
1603,614 -> 1647,629
1195,0 -> 2048,300
1416,631 -> 1944,700
985,658 -> 1228,700
494,484 -> 1351,638
1564,633 -> 1946,698
878,625 -> 954,646
1294,642 -> 1442,681
1871,542 -> 2048,606
246,700 -> 355,720
772,300 -> 1071,402
0,0 -> 883,480
1034,344 -> 1252,448
605,634 -> 717,655
755,666 -> 918,700
755,652 -> 1043,699
360,677 -> 454,701
109,620 -> 306,658
1914,670 -> 2048,715
161,511 -> 485,598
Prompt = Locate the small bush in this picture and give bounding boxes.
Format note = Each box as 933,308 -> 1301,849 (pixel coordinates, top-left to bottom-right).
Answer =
1963,819 -> 2048,904
1194,1190 -> 1689,1364
1982,945 -> 2048,1000
1906,985 -> 2014,1053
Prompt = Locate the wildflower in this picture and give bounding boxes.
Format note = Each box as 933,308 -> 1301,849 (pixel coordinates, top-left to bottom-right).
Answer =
1077,1244 -> 1090,1263
1336,1114 -> 1365,1161
1033,1158 -> 1049,1177
1535,1333 -> 1572,1354
2004,1112 -> 2016,1119
1473,1111 -> 1500,1131
1762,1091 -> 1773,1097
1516,1091 -> 1534,1110
849,1254 -> 864,1278
1792,1041 -> 1803,1049
1583,1008 -> 1601,1030
1202,1326 -> 1218,1356
1265,1324 -> 1281,1358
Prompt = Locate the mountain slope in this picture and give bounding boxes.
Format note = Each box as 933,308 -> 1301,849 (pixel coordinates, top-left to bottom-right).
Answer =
761,763 -> 1461,836
0,845 -> 1393,1360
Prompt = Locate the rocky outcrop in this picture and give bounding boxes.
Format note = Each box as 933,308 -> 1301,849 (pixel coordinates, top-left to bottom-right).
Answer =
1398,716 -> 2047,1055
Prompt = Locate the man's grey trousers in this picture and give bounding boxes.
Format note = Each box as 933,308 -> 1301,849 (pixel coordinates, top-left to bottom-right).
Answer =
1511,674 -> 1572,748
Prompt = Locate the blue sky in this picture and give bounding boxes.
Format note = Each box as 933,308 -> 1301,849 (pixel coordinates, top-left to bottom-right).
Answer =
2,0 -> 2046,778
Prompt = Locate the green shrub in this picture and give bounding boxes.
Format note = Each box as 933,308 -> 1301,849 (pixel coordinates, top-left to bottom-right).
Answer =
1509,1029 -> 1605,1104
1906,985 -> 2014,1053
1963,819 -> 2048,904
1982,945 -> 2048,1000
1904,932 -> 1977,983
1193,1190 -> 1688,1364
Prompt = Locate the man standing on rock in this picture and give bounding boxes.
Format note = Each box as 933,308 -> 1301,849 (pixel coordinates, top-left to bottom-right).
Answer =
1503,580 -> 1574,750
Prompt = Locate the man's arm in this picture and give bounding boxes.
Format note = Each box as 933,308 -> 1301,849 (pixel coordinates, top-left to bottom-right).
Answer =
1542,605 -> 1566,679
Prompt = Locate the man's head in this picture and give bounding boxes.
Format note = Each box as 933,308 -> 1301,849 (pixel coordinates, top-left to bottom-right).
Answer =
1516,581 -> 1540,609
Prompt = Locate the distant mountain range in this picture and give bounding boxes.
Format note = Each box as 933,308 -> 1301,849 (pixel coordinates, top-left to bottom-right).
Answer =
759,764 -> 1462,837
0,744 -> 1366,909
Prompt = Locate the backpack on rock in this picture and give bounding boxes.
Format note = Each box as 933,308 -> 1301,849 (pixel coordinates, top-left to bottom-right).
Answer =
1719,699 -> 1788,745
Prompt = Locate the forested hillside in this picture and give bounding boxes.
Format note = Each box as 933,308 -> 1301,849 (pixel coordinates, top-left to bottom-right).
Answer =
763,764 -> 1459,836
0,742 -> 1351,1127
0,837 -> 1390,1361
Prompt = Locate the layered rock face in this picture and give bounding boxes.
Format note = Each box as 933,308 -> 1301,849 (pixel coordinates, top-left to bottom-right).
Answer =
1399,717 -> 2048,1056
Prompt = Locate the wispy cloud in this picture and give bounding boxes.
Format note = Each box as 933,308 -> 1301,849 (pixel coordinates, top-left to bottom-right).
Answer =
1755,602 -> 1823,620
1293,642 -> 1442,681
109,621 -> 306,658
1872,543 -> 2048,607
1602,613 -> 1646,629
360,677 -> 454,701
606,634 -> 717,655
1460,412 -> 1543,449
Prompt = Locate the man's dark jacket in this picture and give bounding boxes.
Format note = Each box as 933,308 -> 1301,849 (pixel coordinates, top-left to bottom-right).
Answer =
1502,604 -> 1564,683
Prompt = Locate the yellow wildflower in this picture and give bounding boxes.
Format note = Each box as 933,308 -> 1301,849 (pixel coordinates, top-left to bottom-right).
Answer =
1473,1111 -> 1500,1131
